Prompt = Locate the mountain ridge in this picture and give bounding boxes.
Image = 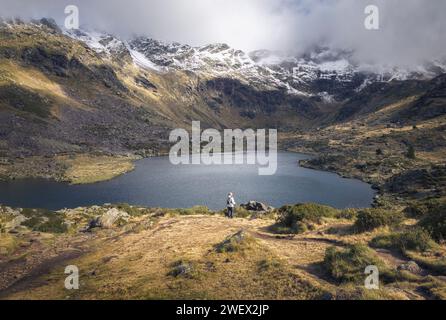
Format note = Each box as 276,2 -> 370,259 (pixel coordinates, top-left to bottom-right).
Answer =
66,24 -> 446,100
0,18 -> 445,198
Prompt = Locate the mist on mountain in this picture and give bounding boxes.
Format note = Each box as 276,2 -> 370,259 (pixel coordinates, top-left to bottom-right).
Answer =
1,0 -> 445,70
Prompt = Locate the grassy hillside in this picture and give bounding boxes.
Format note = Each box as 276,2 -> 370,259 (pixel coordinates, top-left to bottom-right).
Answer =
1,203 -> 445,300
0,21 -> 324,158
0,20 -> 445,300
282,84 -> 446,207
0,20 -> 339,182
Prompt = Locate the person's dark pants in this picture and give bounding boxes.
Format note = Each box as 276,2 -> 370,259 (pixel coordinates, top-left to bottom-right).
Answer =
227,207 -> 234,218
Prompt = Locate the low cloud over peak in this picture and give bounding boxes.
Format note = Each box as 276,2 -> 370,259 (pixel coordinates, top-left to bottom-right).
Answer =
1,0 -> 445,68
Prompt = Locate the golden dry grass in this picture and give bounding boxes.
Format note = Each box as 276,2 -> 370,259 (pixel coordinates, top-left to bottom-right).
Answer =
59,154 -> 138,184
2,215 -> 331,299
4,213 -> 439,300
0,59 -> 90,118
0,234 -> 20,256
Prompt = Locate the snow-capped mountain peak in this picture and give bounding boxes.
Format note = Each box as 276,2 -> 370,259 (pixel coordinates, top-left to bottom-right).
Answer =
64,27 -> 446,99
64,29 -> 127,56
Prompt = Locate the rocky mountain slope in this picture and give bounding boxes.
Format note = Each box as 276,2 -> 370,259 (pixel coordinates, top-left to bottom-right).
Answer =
0,18 -> 445,192
0,19 -> 444,150
0,18 -> 445,301
70,26 -> 446,104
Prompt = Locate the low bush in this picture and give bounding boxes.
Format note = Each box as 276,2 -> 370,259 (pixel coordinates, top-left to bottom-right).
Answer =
167,260 -> 198,279
215,230 -> 251,253
404,199 -> 443,218
418,276 -> 446,300
21,208 -> 67,233
177,206 -> 213,216
418,203 -> 446,242
404,253 -> 446,275
257,258 -> 283,272
406,145 -> 416,159
370,228 -> 435,252
335,208 -> 357,220
323,244 -> 394,283
354,208 -> 404,232
110,203 -> 145,216
270,203 -> 338,234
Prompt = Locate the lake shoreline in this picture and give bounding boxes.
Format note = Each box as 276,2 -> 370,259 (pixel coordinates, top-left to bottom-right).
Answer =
0,145 -> 397,211
0,149 -> 353,185
0,152 -> 375,211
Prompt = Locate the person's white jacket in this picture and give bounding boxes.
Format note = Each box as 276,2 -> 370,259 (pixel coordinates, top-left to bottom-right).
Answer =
227,196 -> 236,208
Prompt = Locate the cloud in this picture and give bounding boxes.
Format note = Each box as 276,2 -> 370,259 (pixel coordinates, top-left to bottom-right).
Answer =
290,0 -> 446,67
1,0 -> 445,67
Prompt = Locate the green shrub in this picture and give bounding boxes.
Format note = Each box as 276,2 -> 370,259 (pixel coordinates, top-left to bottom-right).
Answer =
271,203 -> 338,234
110,203 -> 144,216
215,230 -> 251,253
335,208 -> 357,220
404,199 -> 443,218
397,228 -> 434,252
370,228 -> 434,252
21,208 -> 67,233
257,258 -> 283,272
190,206 -> 213,215
177,206 -> 213,216
418,203 -> 446,242
418,276 -> 446,300
167,260 -> 198,278
22,216 -> 41,229
406,145 -> 416,159
323,244 -> 393,283
354,208 -> 404,232
234,206 -> 251,218
405,253 -> 446,275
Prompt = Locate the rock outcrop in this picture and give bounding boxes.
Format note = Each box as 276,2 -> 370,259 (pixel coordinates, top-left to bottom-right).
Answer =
215,230 -> 247,253
87,208 -> 129,229
397,261 -> 422,275
0,207 -> 26,232
241,201 -> 274,212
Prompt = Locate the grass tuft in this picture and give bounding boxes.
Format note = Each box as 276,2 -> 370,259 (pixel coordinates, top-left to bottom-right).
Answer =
215,230 -> 252,253
21,208 -> 67,233
354,208 -> 404,233
270,203 -> 338,234
418,203 -> 446,242
323,244 -> 394,284
370,228 -> 435,252
167,260 -> 199,279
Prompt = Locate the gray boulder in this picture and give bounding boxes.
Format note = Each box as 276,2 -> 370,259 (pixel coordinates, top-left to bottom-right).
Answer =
397,261 -> 422,274
216,230 -> 246,253
168,261 -> 195,278
6,214 -> 27,230
241,201 -> 273,212
88,208 -> 129,229
0,207 -> 26,232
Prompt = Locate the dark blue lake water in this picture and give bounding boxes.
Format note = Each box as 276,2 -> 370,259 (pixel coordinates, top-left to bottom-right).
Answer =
0,152 -> 375,210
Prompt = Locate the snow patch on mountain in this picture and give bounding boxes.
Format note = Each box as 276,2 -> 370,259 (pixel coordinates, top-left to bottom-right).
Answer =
128,49 -> 165,72
64,29 -> 126,56
64,28 -> 446,98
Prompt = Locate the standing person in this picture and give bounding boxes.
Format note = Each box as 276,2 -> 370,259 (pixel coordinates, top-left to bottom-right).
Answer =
226,192 -> 236,218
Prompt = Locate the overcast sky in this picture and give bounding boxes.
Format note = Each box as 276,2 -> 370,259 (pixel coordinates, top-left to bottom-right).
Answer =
1,0 -> 445,67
